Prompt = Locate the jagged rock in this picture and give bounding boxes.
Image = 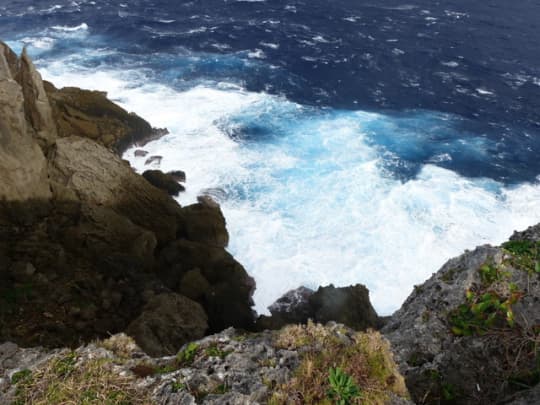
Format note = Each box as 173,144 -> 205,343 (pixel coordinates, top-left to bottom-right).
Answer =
158,239 -> 255,332
49,136 -> 182,244
382,227 -> 540,404
178,202 -> 229,247
15,49 -> 57,149
126,293 -> 208,356
142,169 -> 185,196
45,82 -> 160,152
62,204 -> 157,266
0,41 -> 18,78
310,284 -> 381,329
134,149 -> 148,157
0,48 -> 51,205
258,284 -> 381,331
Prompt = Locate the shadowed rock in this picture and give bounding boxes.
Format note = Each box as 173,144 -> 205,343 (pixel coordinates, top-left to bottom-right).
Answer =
126,293 -> 208,356
142,169 -> 185,196
257,284 -> 381,331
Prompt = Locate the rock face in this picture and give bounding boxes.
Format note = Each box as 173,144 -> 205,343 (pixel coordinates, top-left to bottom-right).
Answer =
15,50 -> 58,149
49,136 -> 183,245
0,43 -> 256,354
258,284 -> 381,331
383,226 -> 540,404
0,42 -> 51,204
45,81 -> 165,153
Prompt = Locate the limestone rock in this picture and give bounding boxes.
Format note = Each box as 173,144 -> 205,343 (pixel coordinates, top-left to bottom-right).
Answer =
178,202 -> 229,248
49,136 -> 182,244
126,293 -> 208,356
0,49 -> 51,204
45,83 -> 159,152
0,41 -> 18,79
15,49 -> 57,148
383,229 -> 540,404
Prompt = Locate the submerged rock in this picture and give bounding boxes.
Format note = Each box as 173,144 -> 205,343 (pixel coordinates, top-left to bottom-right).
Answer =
143,169 -> 185,196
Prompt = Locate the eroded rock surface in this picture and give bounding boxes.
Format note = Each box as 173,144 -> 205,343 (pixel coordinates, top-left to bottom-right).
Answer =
383,226 -> 540,404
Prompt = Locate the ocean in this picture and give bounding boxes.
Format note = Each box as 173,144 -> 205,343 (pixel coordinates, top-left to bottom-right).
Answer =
2,0 -> 540,314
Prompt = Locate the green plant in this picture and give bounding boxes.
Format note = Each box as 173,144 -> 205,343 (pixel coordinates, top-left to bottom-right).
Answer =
53,352 -> 78,377
502,240 -> 540,274
11,369 -> 32,384
176,342 -> 199,365
205,343 -> 231,359
449,289 -> 521,336
171,381 -> 186,393
327,367 -> 361,405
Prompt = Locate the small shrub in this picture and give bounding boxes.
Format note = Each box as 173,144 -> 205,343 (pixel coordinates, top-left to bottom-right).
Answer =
204,342 -> 231,359
327,367 -> 361,405
176,342 -> 199,365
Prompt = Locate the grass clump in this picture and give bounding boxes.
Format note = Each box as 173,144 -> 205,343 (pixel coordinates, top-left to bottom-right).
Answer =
11,351 -> 153,405
270,322 -> 408,404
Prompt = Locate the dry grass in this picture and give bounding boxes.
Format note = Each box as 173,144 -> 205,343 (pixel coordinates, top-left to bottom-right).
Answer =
271,322 -> 408,404
98,334 -> 140,359
11,350 -> 154,405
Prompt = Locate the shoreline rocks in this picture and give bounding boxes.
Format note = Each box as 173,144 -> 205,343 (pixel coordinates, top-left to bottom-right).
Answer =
0,42 -> 256,354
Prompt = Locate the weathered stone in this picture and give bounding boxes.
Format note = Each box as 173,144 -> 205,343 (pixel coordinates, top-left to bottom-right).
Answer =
383,234 -> 540,404
15,49 -> 57,148
178,202 -> 229,247
0,59 -> 51,204
158,239 -> 255,332
45,83 -> 157,152
49,136 -> 182,244
126,293 -> 208,356
134,149 -> 148,157
0,41 -> 18,79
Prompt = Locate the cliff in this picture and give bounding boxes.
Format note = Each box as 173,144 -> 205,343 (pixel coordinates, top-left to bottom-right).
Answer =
0,42 -> 538,404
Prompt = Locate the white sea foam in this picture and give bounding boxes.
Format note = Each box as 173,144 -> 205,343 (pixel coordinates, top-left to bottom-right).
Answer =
38,61 -> 540,316
51,22 -> 89,32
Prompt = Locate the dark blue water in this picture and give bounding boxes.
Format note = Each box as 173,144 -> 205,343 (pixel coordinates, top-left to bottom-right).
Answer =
2,0 -> 540,182
2,0 -> 540,313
